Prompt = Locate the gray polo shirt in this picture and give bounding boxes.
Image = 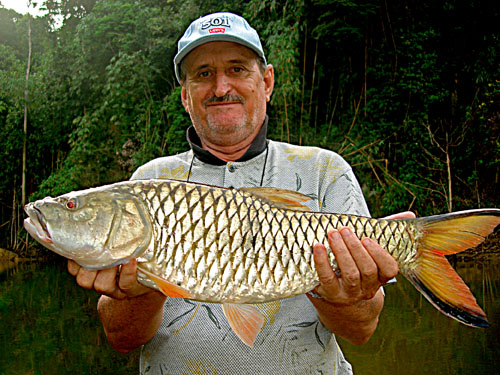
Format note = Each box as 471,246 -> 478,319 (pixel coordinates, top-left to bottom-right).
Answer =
132,126 -> 369,375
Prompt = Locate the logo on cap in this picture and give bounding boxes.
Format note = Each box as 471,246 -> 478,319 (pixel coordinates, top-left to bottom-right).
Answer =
201,15 -> 231,31
209,28 -> 226,34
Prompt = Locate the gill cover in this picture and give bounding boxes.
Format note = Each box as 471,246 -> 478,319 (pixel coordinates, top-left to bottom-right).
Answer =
100,193 -> 153,268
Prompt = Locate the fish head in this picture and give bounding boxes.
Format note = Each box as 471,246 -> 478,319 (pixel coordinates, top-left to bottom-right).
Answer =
23,187 -> 152,270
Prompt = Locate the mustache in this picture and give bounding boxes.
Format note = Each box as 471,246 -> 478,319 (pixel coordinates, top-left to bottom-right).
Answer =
203,94 -> 245,106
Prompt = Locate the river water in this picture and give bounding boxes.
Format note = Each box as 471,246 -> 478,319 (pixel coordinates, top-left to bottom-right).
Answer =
1,257 -> 499,374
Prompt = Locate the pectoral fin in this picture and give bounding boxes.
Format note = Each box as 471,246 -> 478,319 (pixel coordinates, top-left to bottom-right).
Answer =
222,303 -> 264,347
137,265 -> 191,299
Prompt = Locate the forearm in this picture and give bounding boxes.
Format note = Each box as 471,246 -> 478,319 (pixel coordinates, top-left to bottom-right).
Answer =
309,288 -> 384,345
98,291 -> 167,353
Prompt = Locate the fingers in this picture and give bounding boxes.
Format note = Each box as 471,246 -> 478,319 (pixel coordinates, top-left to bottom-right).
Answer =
311,225 -> 400,305
67,259 -> 152,300
333,228 -> 380,302
313,243 -> 340,295
362,237 -> 399,284
68,259 -> 101,290
67,259 -> 80,276
117,259 -> 153,297
312,229 -> 372,305
93,267 -> 124,298
75,267 -> 100,290
68,259 -> 122,297
338,228 -> 379,292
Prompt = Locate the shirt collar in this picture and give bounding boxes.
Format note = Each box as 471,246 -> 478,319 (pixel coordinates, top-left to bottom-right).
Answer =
186,116 -> 269,166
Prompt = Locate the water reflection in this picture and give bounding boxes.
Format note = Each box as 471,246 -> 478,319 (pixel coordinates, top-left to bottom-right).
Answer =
0,258 -> 498,374
0,260 -> 137,375
0,259 -> 18,274
0,249 -> 22,276
341,258 -> 500,375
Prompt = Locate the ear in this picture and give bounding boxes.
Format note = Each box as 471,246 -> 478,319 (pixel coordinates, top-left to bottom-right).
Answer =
181,85 -> 189,112
263,64 -> 274,102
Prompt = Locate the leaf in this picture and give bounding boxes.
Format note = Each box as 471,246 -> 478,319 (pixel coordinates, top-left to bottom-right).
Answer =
201,305 -> 221,330
295,173 -> 302,191
291,321 -> 316,328
314,322 -> 325,349
166,300 -> 196,328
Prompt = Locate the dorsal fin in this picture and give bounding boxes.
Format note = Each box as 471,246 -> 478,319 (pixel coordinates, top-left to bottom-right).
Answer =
240,187 -> 312,212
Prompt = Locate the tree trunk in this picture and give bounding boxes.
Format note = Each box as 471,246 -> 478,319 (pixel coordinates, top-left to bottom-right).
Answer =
22,14 -> 32,207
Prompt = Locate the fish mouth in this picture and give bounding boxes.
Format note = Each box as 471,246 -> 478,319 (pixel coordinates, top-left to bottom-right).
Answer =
23,204 -> 53,245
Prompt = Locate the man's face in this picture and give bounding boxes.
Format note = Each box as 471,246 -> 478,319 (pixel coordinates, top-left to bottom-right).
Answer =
181,41 -> 274,151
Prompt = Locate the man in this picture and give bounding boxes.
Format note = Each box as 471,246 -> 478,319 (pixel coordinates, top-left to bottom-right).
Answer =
68,12 -> 413,374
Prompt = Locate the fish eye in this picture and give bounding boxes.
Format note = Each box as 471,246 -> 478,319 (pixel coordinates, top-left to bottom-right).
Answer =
66,198 -> 79,210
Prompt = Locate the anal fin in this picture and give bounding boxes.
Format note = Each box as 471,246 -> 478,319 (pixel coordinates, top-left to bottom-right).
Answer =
222,303 -> 264,347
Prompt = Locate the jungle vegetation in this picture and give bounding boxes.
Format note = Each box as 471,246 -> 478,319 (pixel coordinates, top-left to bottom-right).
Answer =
1,0 -> 499,256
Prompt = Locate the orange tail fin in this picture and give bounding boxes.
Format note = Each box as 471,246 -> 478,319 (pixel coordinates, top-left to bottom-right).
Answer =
401,209 -> 500,327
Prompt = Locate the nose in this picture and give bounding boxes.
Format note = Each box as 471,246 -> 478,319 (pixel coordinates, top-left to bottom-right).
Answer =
213,72 -> 231,97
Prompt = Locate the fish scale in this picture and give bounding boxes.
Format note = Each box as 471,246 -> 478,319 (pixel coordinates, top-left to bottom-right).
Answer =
24,178 -> 500,346
129,180 -> 411,303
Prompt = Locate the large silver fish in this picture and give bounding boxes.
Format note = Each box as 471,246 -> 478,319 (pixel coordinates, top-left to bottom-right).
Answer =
24,179 -> 500,346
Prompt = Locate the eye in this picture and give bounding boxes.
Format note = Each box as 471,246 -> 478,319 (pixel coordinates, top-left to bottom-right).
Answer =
66,198 -> 79,210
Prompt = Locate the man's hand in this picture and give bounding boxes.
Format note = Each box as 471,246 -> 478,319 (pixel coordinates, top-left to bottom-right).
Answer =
310,211 -> 415,305
68,258 -> 166,352
67,258 -> 155,300
307,211 -> 416,344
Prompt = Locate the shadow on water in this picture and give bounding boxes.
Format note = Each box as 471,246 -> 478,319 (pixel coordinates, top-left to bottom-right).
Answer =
1,256 -> 499,374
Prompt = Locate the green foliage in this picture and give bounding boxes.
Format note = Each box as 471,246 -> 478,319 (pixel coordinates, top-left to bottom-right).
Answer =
245,0 -> 305,142
163,86 -> 191,157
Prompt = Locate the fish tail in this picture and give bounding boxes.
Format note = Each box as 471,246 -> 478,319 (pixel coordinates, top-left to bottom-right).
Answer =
401,209 -> 500,328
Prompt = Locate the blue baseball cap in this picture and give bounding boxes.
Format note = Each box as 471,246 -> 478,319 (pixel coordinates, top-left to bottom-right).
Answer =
174,12 -> 267,83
